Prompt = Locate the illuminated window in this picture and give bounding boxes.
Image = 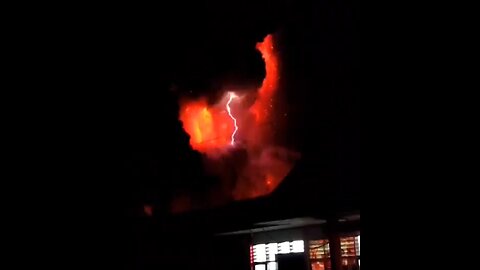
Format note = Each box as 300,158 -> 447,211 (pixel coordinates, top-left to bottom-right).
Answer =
266,243 -> 278,261
309,240 -> 330,260
255,264 -> 266,270
253,240 -> 304,269
310,235 -> 360,270
340,236 -> 356,257
278,241 -> 290,254
254,244 -> 267,263
291,240 -> 304,253
356,235 -> 360,256
340,235 -> 361,270
267,262 -> 278,270
310,240 -> 331,270
311,261 -> 325,270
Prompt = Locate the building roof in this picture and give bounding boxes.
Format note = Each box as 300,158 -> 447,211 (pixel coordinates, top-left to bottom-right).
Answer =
159,160 -> 359,235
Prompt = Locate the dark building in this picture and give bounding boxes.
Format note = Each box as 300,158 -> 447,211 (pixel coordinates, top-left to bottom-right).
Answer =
220,216 -> 360,270
138,158 -> 359,270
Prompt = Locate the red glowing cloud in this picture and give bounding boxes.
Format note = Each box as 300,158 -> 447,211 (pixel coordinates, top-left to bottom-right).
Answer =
179,97 -> 235,153
250,34 -> 279,124
176,34 -> 298,211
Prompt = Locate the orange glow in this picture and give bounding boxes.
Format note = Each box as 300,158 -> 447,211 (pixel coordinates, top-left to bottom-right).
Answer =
250,34 -> 279,123
176,33 -> 298,209
180,35 -> 278,154
312,262 -> 325,270
179,98 -> 234,153
256,34 -> 279,97
266,174 -> 273,186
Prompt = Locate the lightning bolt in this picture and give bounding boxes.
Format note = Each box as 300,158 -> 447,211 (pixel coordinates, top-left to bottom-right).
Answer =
226,91 -> 238,145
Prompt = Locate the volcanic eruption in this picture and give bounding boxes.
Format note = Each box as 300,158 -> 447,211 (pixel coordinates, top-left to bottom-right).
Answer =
176,33 -> 299,212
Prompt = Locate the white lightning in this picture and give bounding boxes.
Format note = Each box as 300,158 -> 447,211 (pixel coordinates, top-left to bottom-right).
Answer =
226,91 -> 238,145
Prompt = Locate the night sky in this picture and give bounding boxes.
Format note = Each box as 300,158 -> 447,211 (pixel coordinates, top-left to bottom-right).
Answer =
28,0 -> 356,268
96,0 -> 358,215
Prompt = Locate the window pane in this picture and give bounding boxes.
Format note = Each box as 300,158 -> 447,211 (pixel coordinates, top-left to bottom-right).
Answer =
255,264 -> 266,270
267,262 -> 278,270
254,244 -> 267,262
311,261 -> 325,270
309,240 -> 330,259
266,243 -> 278,261
291,240 -> 304,253
340,237 -> 356,257
356,235 -> 360,256
278,241 -> 290,254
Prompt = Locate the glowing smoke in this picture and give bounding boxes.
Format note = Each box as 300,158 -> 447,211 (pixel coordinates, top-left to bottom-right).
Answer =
175,34 -> 299,212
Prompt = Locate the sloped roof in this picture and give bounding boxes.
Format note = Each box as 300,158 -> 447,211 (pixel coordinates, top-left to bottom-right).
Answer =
160,160 -> 359,234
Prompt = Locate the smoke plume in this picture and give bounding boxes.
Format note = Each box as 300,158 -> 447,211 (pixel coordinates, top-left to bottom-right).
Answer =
173,33 -> 299,212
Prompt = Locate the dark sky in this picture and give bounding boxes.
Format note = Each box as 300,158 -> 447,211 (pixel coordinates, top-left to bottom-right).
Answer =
51,0 -> 357,216
21,0 -> 356,268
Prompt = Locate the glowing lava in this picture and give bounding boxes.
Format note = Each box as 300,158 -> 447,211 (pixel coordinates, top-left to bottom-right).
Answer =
226,92 -> 238,145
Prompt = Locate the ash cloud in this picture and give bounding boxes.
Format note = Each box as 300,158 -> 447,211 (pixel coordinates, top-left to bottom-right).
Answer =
171,33 -> 300,213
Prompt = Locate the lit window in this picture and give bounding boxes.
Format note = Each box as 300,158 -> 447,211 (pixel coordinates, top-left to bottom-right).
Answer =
291,240 -> 304,253
255,264 -> 266,270
266,243 -> 278,261
252,240 -> 305,268
254,244 -> 267,263
311,261 -> 325,270
267,262 -> 278,270
309,239 -> 330,259
278,241 -> 290,254
356,235 -> 360,256
340,237 -> 356,257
